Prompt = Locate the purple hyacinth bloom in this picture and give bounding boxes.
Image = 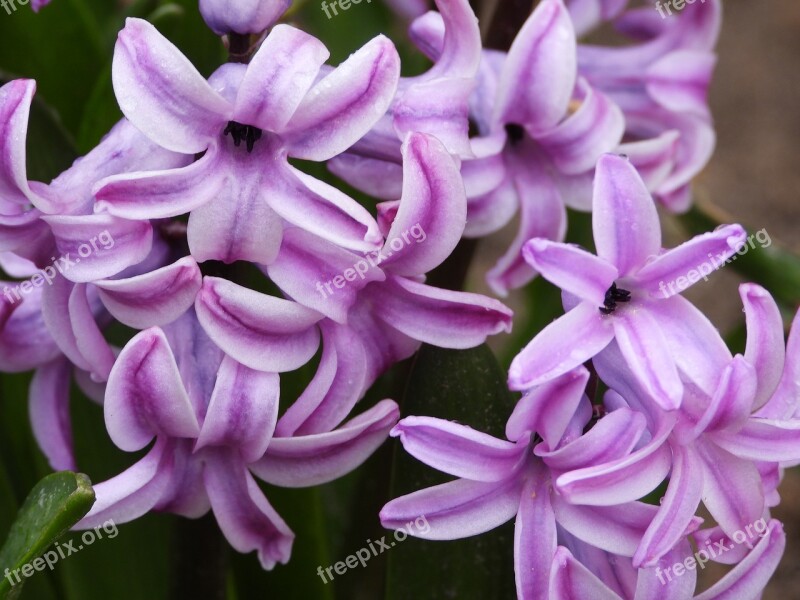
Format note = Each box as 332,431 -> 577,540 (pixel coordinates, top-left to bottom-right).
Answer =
509,154 -> 746,409
31,0 -> 51,11
199,0 -> 290,35
381,368 -> 702,599
550,520 -> 786,599
74,311 -> 399,569
94,19 -> 400,264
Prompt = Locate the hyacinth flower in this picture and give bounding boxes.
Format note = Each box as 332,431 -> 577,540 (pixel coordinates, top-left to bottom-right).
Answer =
509,154 -> 746,409
94,19 -> 400,265
380,367 -> 708,599
267,132 -> 514,434
554,284 -> 800,568
566,0 -> 629,37
577,0 -> 721,210
74,312 -> 400,569
328,0 -> 482,197
550,520 -> 786,600
199,0 -> 290,35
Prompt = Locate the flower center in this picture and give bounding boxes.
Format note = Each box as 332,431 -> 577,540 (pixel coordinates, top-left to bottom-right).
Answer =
224,121 -> 263,153
505,123 -> 525,145
599,283 -> 631,315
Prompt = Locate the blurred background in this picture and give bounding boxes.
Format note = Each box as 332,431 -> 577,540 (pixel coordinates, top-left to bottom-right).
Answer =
0,0 -> 798,597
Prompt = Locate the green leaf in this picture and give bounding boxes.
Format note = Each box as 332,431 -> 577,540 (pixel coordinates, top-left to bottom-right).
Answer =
0,472 -> 95,599
385,344 -> 517,600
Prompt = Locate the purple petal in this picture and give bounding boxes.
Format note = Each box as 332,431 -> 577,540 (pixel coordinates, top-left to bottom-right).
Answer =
29,358 -> 76,471
234,25 -> 328,132
93,144 -> 223,219
105,328 -> 200,451
266,228 -> 386,324
740,283 -> 785,410
68,283 -> 116,381
494,0 -> 577,133
537,78 -> 624,175
694,520 -> 785,600
199,0 -> 290,35
195,356 -> 279,463
424,0 -> 481,80
43,214 -> 153,283
195,277 -> 322,372
112,18 -> 231,153
251,400 -> 399,487
390,416 -> 524,482
75,440 -> 174,528
368,276 -> 513,349
95,257 -> 201,329
711,419 -> 800,463
204,449 -> 294,570
691,356 -> 755,437
283,36 -> 400,161
633,444 -> 704,567
523,239 -> 618,306
549,547 -> 620,600
509,302 -> 614,391
378,133 -> 467,276
275,321 -> 368,436
516,468 -> 557,599
506,367 -> 589,445
634,225 -> 747,298
0,80 -> 42,207
592,154 -> 661,277
696,440 -> 764,540
646,50 -> 715,116
553,497 -> 659,558
613,306 -> 683,410
380,477 -> 522,540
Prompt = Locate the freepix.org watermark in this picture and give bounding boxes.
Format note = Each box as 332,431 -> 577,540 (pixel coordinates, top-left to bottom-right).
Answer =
4,519 -> 118,587
316,515 -> 430,584
654,0 -> 707,19
655,518 -> 770,585
315,223 -> 427,299
321,0 -> 372,19
1,0 -> 31,15
2,230 -> 115,305
657,228 -> 771,298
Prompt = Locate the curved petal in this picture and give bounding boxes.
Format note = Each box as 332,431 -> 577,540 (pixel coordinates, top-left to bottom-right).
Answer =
266,228 -> 385,324
234,25 -> 329,132
634,225 -> 747,298
612,306 -> 683,410
646,50 -> 715,117
0,285 -> 61,372
95,257 -> 201,329
112,18 -> 231,153
390,416 -> 524,482
43,214 -> 153,283
633,444 -> 704,567
537,79 -> 624,175
275,321 -> 369,436
69,283 -> 116,381
0,80 -> 41,207
506,367 -> 589,445
379,477 -> 522,540
195,356 -> 279,462
516,468 -> 557,600
204,449 -> 294,570
549,547 -> 620,600
195,277 -> 322,372
283,35 -> 400,161
509,302 -> 614,391
29,358 -> 76,471
369,276 -> 513,349
93,144 -> 224,219
251,400 -> 399,486
711,419 -> 800,463
694,520 -> 785,600
75,440 -> 175,528
691,356 -> 755,438
424,0 -> 481,80
592,154 -> 661,277
105,328 -> 200,451
523,239 -> 618,306
199,0 -> 290,36
494,0 -> 577,133
379,133 -> 467,276
740,283 -> 784,410
464,178 -> 519,238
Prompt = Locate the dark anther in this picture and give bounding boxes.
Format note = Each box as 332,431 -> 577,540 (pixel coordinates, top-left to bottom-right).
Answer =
599,282 -> 631,315
224,121 -> 263,153
505,123 -> 525,145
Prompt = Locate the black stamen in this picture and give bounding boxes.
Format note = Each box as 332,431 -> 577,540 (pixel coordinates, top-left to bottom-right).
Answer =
224,121 -> 263,153
599,282 -> 632,315
505,123 -> 525,145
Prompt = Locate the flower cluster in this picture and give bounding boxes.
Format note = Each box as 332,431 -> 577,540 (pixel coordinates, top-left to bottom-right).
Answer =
3,0 -> 797,597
